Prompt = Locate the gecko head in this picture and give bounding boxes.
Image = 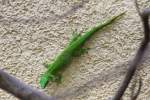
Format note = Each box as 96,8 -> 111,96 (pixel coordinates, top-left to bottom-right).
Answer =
39,74 -> 50,89
40,73 -> 59,88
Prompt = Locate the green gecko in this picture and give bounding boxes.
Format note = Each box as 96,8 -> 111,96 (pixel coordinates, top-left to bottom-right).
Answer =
40,12 -> 125,88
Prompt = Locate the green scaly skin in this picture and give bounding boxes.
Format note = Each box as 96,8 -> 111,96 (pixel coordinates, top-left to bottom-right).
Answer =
40,12 -> 125,88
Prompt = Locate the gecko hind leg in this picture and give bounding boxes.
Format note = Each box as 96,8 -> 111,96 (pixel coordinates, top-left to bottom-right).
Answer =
69,32 -> 81,45
43,63 -> 52,68
73,48 -> 90,57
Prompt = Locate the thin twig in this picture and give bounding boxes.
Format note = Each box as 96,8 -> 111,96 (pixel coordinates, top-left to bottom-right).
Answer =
112,1 -> 150,100
131,77 -> 142,100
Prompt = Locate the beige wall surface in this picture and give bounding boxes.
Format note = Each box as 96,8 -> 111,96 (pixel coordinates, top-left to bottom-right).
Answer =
0,0 -> 150,100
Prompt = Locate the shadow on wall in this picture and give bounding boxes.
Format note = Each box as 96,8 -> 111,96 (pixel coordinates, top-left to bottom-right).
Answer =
0,0 -> 89,25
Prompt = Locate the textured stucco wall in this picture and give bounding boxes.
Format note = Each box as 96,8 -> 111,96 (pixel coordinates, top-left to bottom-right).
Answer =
0,0 -> 150,100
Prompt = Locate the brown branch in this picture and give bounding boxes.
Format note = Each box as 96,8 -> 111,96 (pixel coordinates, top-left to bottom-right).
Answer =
112,1 -> 150,100
0,69 -> 55,100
